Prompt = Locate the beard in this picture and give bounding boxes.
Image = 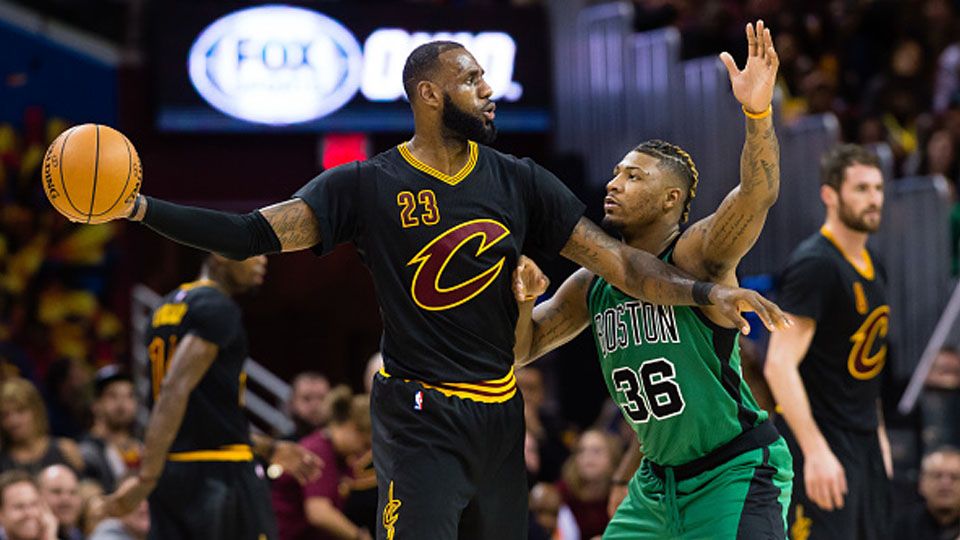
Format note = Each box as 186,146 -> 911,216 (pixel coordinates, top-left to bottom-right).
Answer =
601,214 -> 624,236
838,199 -> 881,233
442,94 -> 496,144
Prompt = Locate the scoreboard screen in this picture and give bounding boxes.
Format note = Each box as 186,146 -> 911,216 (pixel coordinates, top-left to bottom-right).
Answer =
151,2 -> 552,133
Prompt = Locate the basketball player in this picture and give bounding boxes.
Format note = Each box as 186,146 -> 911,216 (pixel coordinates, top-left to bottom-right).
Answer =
763,144 -> 891,539
513,21 -> 794,538
106,42 -> 788,538
100,254 -> 321,540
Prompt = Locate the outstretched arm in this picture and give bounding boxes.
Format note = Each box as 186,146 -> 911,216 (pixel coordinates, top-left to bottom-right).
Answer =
102,334 -> 218,516
559,217 -> 787,333
673,20 -> 780,283
127,196 -> 321,259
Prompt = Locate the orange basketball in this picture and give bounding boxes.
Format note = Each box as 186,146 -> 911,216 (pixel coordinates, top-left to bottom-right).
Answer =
42,124 -> 142,224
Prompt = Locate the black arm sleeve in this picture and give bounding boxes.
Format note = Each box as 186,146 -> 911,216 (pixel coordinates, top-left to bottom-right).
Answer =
141,197 -> 281,261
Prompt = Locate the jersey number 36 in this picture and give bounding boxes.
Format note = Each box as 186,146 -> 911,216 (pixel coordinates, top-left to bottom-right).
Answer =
612,358 -> 686,423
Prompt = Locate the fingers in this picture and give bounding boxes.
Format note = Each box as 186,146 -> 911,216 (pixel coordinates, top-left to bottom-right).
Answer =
747,293 -> 776,332
514,273 -> 527,302
765,28 -> 779,68
721,303 -> 751,335
719,52 -> 738,78
806,476 -> 836,511
761,295 -> 791,330
756,20 -> 765,60
743,292 -> 791,331
827,473 -> 846,509
746,22 -> 757,58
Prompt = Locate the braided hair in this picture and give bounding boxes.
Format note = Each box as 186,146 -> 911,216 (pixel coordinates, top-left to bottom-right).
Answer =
634,140 -> 700,224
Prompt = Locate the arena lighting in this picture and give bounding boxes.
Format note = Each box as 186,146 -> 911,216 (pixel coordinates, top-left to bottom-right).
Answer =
188,5 -> 523,126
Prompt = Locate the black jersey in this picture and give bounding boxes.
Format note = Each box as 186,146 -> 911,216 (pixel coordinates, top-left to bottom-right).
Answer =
145,281 -> 250,452
777,228 -> 889,431
294,141 -> 585,382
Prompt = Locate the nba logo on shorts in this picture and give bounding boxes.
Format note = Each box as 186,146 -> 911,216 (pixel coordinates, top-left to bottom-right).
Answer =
414,391 -> 423,411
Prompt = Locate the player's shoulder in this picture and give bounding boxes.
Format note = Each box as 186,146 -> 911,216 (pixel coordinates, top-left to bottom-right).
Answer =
170,282 -> 237,314
476,143 -> 536,171
786,232 -> 837,267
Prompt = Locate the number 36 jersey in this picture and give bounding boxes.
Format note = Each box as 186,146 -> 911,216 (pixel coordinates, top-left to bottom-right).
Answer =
587,252 -> 768,467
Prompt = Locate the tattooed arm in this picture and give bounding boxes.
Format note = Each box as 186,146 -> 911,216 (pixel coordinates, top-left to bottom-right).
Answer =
515,268 -> 594,366
673,20 -> 781,284
560,217 -> 787,333
258,199 -> 323,251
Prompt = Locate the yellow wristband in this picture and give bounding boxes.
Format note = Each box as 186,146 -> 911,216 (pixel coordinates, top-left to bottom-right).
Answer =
742,105 -> 772,120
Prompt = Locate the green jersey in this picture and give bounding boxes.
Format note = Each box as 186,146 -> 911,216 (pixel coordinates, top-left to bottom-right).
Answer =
587,253 -> 768,466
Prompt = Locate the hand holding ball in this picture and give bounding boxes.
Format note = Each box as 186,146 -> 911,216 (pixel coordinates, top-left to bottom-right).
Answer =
42,124 -> 142,224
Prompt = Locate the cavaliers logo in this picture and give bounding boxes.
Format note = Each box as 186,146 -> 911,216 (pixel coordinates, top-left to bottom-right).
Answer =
848,305 -> 889,380
407,219 -> 510,311
852,282 -> 868,315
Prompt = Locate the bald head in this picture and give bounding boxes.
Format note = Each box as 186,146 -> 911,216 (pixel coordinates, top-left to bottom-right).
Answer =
529,482 -> 561,535
37,464 -> 80,528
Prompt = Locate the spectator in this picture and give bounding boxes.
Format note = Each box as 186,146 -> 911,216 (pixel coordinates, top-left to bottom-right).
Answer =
87,500 -> 148,540
892,446 -> 960,540
922,348 -> 960,450
272,386 -> 372,540
862,38 -> 931,169
517,367 -> 570,482
36,465 -> 82,540
528,482 -> 580,540
556,430 -> 622,539
344,352 -> 380,536
0,379 -> 83,475
0,470 -> 58,540
935,40 -> 960,114
78,366 -> 142,492
525,430 -> 542,486
285,372 -> 331,440
43,359 -> 91,441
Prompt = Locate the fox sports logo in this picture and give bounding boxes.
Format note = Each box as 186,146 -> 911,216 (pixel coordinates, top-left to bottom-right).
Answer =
188,5 -> 363,125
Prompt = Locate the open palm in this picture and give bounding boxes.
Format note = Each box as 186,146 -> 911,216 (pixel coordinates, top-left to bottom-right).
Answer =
720,20 -> 779,115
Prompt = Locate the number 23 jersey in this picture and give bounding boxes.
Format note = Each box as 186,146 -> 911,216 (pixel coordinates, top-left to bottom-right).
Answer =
294,141 -> 585,383
587,252 -> 768,466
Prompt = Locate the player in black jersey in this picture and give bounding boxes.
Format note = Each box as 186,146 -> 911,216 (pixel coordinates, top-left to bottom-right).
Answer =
764,144 -> 891,539
100,254 -> 321,540
97,42 -> 787,539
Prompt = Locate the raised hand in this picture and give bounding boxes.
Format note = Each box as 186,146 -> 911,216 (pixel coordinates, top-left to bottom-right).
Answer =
719,20 -> 779,115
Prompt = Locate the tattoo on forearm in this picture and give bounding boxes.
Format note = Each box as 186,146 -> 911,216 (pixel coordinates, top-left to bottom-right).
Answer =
260,200 -> 322,251
561,220 -> 617,269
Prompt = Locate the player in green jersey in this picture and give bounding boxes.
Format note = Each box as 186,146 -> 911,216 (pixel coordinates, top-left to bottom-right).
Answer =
514,20 -> 793,539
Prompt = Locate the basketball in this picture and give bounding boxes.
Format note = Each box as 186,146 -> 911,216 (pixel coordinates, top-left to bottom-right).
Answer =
42,124 -> 142,224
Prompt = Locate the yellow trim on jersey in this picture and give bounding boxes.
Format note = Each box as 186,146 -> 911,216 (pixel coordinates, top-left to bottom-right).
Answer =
178,279 -> 220,292
151,303 -> 188,327
397,141 -> 478,186
167,444 -> 253,462
378,367 -> 517,403
820,226 -> 875,280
